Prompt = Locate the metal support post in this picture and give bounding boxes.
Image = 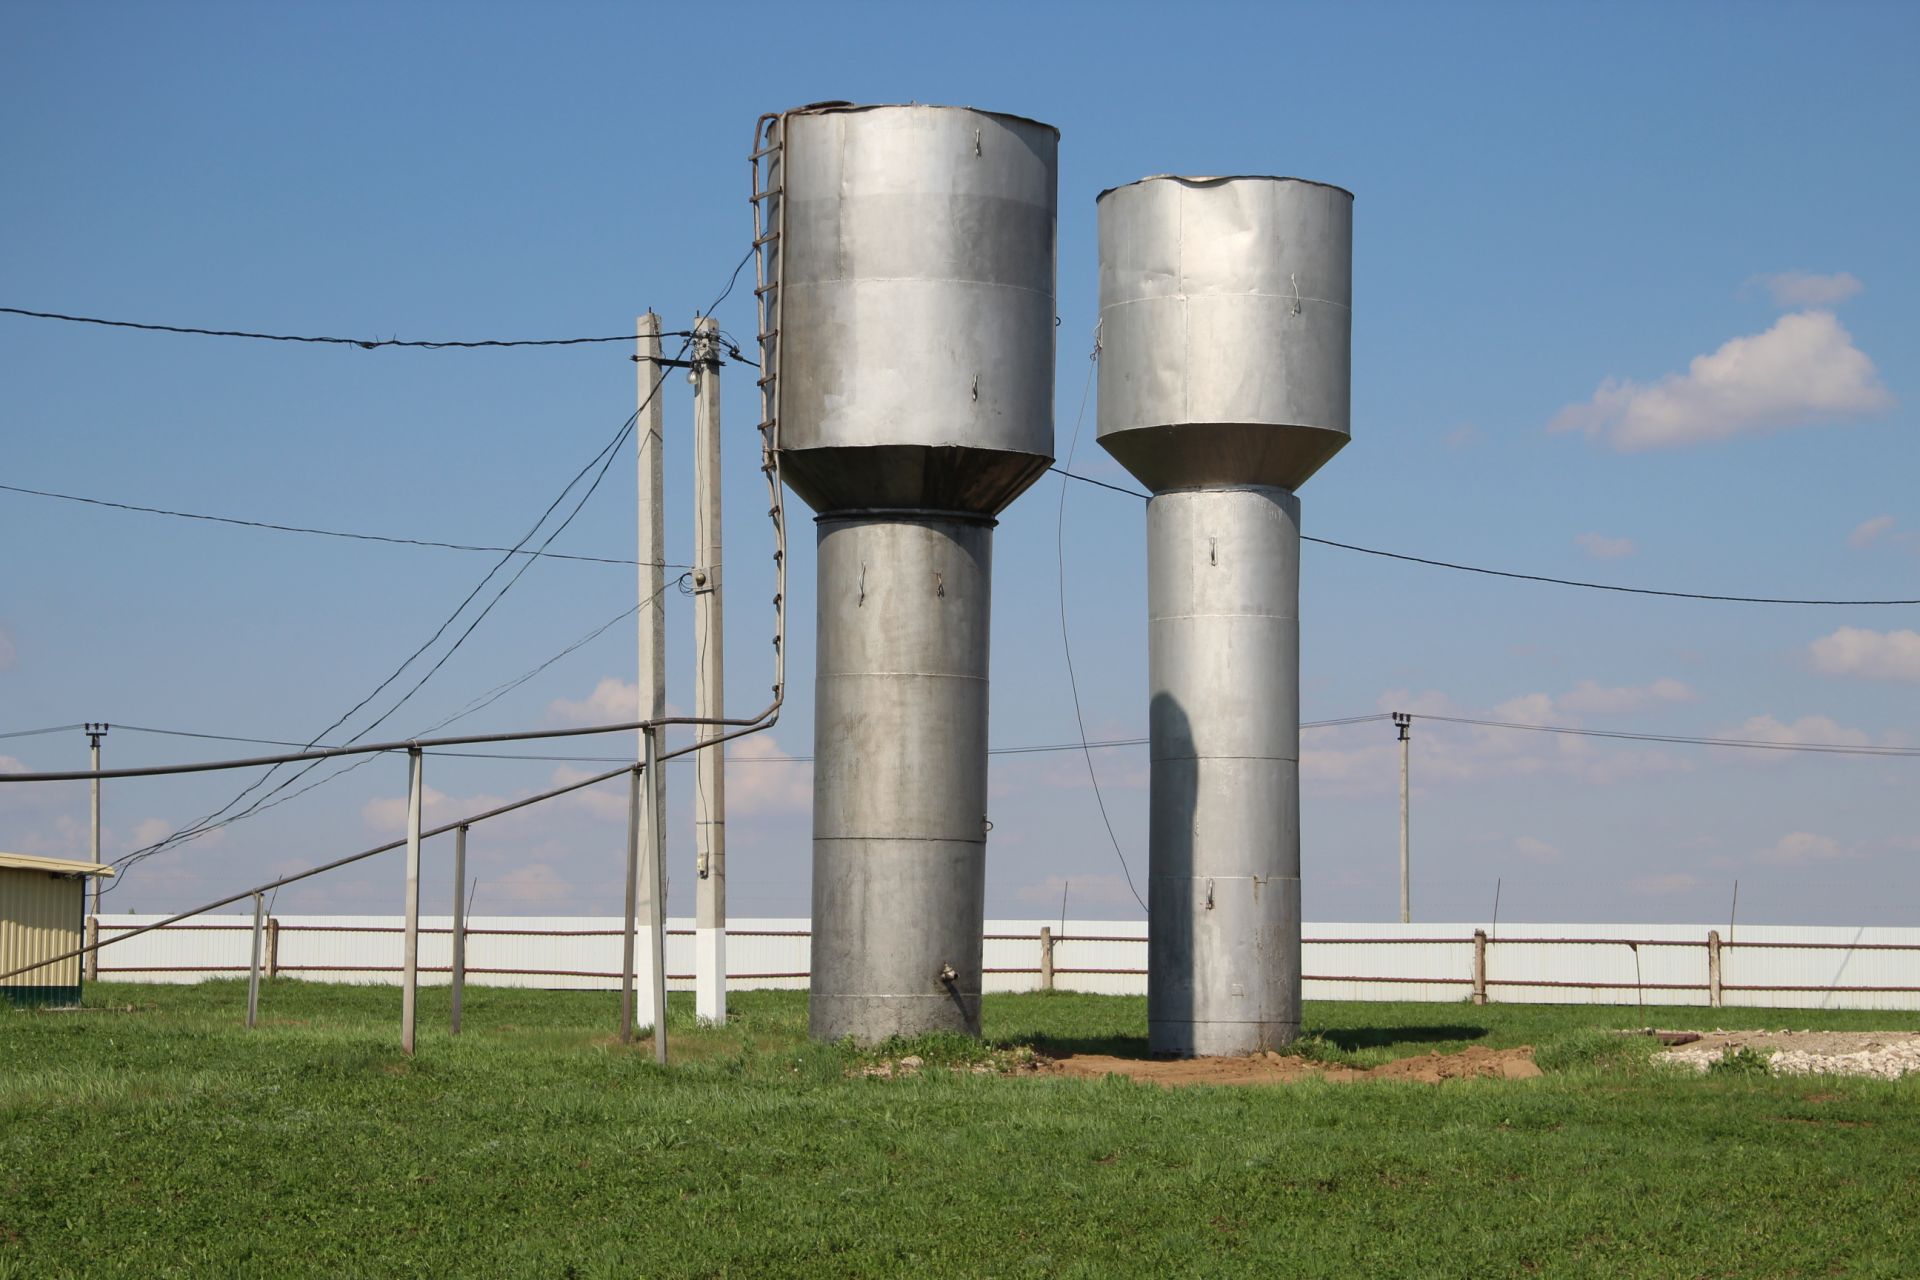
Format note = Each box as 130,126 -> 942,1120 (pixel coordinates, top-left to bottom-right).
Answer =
644,726 -> 669,1065
1472,928 -> 1488,1006
620,766 -> 643,1044
266,915 -> 280,980
1707,929 -> 1723,1009
246,891 -> 264,1028
1039,926 -> 1055,991
1394,712 -> 1411,924
692,315 -> 728,1025
401,747 -> 423,1056
450,824 -> 468,1035
84,916 -> 99,986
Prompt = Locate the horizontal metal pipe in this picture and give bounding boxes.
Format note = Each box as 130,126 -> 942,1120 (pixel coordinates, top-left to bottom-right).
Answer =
0,708 -> 779,783
1,712 -> 792,983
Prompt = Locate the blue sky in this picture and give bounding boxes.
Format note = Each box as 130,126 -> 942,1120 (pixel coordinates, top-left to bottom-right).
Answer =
2,1 -> 1915,925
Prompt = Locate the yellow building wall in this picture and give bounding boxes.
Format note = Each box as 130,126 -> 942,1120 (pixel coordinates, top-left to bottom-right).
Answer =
1,867 -> 84,1005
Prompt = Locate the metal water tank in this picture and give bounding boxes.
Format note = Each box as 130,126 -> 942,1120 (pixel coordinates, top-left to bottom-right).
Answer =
1096,175 -> 1352,492
775,103 -> 1058,514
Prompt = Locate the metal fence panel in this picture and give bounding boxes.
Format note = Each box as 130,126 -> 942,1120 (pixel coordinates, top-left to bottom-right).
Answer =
89,916 -> 1920,1010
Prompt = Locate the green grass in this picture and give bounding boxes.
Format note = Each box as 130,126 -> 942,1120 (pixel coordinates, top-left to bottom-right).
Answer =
3,983 -> 1916,1277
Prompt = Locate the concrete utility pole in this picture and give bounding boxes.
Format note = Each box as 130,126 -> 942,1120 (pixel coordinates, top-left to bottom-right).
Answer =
400,747 -> 423,1056
644,726 -> 669,1065
86,723 -> 108,913
1393,712 -> 1411,924
691,314 -> 728,1025
450,823 -> 468,1036
634,312 -> 667,1031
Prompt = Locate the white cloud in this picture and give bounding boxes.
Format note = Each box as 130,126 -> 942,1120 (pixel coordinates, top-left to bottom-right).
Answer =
132,817 -> 174,847
725,733 -> 812,816
1550,310 -> 1892,451
547,677 -> 640,726
1511,836 -> 1560,861
1557,678 -> 1696,715
487,862 -> 572,906
1014,873 -> 1142,910
546,766 -> 631,822
1306,685 -> 1695,792
1725,713 -> 1869,749
1375,689 -> 1467,718
1492,692 -> 1556,723
1847,515 -> 1920,555
1752,270 -> 1863,310
1757,831 -> 1846,866
361,783 -> 511,832
1809,627 -> 1920,683
1575,532 -> 1636,560
1849,515 -> 1897,549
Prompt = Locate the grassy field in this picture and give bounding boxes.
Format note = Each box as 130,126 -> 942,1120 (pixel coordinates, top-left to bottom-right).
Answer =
3,983 -> 1916,1277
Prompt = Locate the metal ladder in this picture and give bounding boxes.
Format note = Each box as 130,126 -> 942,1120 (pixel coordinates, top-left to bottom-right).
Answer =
749,113 -> 787,705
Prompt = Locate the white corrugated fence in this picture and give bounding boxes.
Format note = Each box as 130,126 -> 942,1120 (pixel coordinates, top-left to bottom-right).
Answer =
87,916 -> 1920,1011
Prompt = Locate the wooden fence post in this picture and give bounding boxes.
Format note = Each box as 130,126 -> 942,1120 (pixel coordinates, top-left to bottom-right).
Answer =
1039,926 -> 1055,991
1472,929 -> 1488,1006
1706,929 -> 1722,1008
84,916 -> 100,984
266,917 -> 280,980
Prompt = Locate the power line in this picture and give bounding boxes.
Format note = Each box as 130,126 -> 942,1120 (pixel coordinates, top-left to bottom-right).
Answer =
105,410 -> 647,883
431,718 -> 1387,764
0,304 -> 691,351
0,482 -> 675,568
0,723 -> 85,742
1417,713 -> 1920,758
1047,466 -> 1920,607
110,596 -> 652,759
103,250 -> 757,887
1055,339 -> 1147,915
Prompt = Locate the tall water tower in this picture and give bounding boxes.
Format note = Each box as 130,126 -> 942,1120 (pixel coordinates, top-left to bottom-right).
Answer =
1096,175 -> 1353,1056
757,102 -> 1059,1041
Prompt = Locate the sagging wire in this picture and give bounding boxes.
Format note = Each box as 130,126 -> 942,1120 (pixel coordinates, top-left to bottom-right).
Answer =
1054,322 -> 1148,915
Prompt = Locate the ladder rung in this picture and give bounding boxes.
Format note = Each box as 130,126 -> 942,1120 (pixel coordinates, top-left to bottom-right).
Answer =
750,141 -> 782,160
750,186 -> 783,203
752,231 -> 781,247
753,282 -> 780,297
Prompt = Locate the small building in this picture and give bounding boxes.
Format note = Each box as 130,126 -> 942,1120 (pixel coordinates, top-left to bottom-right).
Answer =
1,851 -> 113,1008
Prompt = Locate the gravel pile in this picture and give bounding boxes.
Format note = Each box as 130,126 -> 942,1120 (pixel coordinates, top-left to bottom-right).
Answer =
1657,1030 -> 1920,1080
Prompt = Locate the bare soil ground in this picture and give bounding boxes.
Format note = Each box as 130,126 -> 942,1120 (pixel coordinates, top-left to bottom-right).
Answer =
1045,1044 -> 1542,1086
1656,1029 -> 1920,1079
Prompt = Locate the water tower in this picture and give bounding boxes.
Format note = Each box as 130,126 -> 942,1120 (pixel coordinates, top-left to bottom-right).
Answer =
1096,175 -> 1353,1056
757,102 -> 1059,1041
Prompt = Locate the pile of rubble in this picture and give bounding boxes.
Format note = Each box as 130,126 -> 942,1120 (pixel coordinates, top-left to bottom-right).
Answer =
1656,1030 -> 1920,1080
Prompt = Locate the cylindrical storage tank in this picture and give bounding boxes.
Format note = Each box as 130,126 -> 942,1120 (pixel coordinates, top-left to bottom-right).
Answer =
1096,175 -> 1352,491
760,103 -> 1058,1042
1096,175 -> 1352,1057
775,103 -> 1058,516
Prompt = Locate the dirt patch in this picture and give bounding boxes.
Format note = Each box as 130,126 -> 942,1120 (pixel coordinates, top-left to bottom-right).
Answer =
1046,1044 -> 1541,1087
1657,1030 -> 1920,1080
